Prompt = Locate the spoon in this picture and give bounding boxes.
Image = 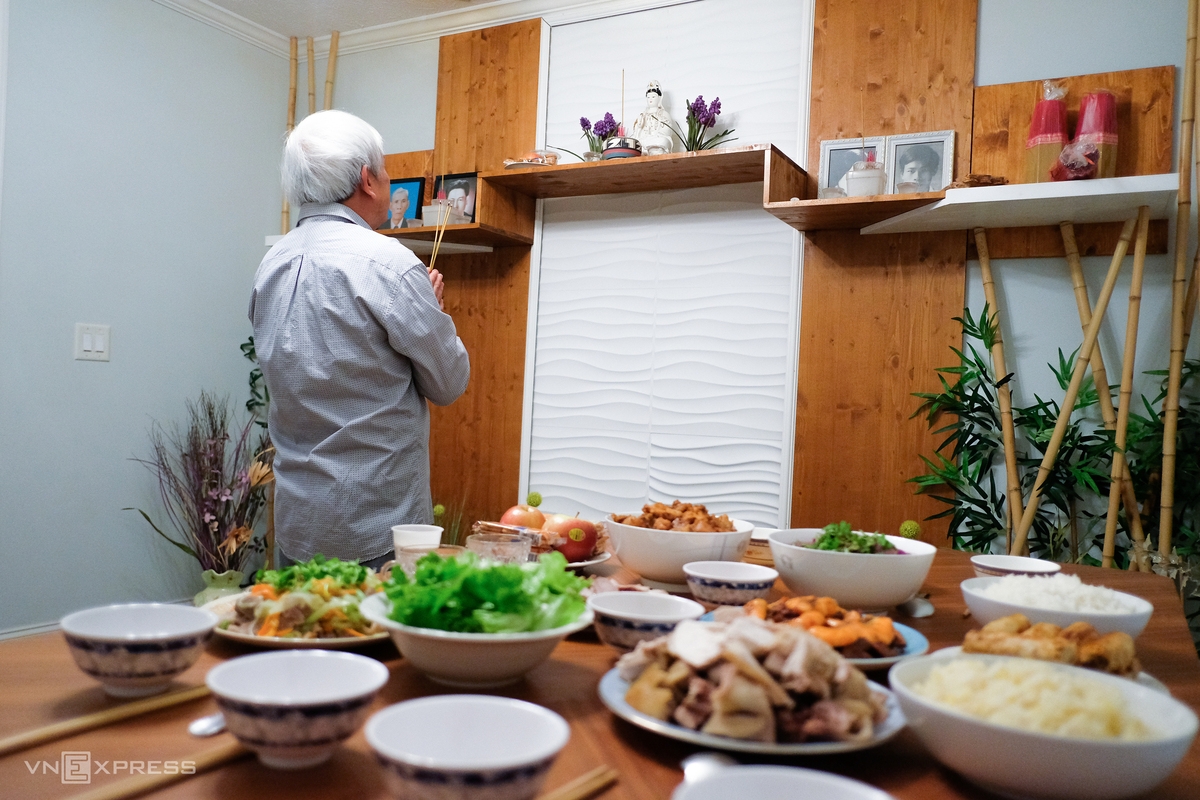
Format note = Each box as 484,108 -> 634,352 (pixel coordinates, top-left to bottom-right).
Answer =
680,752 -> 737,785
187,712 -> 226,737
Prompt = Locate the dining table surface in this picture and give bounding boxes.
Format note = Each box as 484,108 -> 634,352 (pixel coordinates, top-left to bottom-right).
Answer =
2,547 -> 1199,800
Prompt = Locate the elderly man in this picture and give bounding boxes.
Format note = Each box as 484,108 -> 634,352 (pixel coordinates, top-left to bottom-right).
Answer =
249,110 -> 469,570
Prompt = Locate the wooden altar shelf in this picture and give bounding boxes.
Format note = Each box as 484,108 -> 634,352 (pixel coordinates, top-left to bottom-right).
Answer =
862,174 -> 1179,236
379,222 -> 533,254
480,143 -> 800,199
764,191 -> 945,231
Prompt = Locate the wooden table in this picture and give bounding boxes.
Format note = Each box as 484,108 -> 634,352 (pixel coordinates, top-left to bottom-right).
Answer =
2,549 -> 1199,799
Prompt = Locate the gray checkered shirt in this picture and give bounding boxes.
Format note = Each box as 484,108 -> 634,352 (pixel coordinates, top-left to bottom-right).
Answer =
248,203 -> 469,562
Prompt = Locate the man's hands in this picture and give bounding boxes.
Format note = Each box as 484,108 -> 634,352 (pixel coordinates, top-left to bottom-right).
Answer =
427,267 -> 445,310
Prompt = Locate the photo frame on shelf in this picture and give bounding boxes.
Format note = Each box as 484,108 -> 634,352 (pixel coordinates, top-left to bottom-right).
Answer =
885,130 -> 955,194
432,172 -> 478,223
387,177 -> 425,229
818,137 -> 885,193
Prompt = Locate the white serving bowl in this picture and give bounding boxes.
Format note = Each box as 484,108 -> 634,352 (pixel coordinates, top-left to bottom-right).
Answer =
671,765 -> 896,800
366,695 -> 570,800
60,603 -> 217,697
683,561 -> 778,605
960,576 -> 1153,637
767,528 -> 936,609
605,516 -> 754,589
360,593 -> 592,687
889,653 -> 1197,800
970,554 -> 1062,578
586,592 -> 705,652
205,650 -> 389,769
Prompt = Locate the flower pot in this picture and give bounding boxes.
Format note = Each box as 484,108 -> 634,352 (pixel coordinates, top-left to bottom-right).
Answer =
582,151 -> 604,162
194,569 -> 244,606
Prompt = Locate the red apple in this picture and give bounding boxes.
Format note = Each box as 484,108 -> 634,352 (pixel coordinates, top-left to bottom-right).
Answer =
500,503 -> 545,529
542,513 -> 598,563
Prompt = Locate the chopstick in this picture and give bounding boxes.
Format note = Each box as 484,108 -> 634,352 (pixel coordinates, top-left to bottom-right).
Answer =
0,685 -> 211,757
64,741 -> 249,800
538,764 -> 619,800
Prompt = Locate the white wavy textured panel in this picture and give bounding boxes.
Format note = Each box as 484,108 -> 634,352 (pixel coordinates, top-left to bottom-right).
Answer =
529,0 -> 809,528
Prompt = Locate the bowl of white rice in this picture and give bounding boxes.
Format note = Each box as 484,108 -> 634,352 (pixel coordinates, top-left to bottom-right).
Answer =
961,574 -> 1153,637
889,653 -> 1197,800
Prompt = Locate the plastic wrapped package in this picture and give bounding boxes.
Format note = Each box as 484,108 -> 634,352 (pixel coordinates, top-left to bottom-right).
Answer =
1025,80 -> 1068,183
1075,90 -> 1118,178
1050,141 -> 1099,181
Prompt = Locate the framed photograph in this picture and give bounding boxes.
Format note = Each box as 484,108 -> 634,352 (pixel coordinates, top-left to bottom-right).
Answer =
432,172 -> 478,223
387,177 -> 425,229
818,137 -> 885,192
885,131 -> 955,194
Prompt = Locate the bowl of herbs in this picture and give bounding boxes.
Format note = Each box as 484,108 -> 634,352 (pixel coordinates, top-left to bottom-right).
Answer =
360,551 -> 593,688
767,522 -> 936,610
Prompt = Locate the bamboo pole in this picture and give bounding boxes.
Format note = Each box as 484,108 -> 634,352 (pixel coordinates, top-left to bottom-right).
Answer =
323,31 -> 340,110
1061,222 -> 1147,554
1160,0 -> 1200,555
307,37 -> 316,115
1011,216 -> 1139,555
1102,207 -> 1152,567
974,228 -> 1024,550
281,36 -> 297,235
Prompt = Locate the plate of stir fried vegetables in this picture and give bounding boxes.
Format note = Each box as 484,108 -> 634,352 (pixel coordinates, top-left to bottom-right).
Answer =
204,555 -> 389,648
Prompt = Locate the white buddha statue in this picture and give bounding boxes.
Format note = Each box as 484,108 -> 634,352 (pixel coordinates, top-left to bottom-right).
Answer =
631,81 -> 675,155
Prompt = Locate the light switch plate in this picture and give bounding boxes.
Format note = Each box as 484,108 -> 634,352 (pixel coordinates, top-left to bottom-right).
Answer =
75,323 -> 110,362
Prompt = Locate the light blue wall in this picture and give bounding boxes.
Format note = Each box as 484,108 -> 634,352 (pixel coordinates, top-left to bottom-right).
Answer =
969,0 -> 1193,412
0,0 -> 287,633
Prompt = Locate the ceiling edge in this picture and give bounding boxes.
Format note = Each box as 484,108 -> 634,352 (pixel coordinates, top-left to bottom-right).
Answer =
153,0 -> 699,59
150,0 -> 289,57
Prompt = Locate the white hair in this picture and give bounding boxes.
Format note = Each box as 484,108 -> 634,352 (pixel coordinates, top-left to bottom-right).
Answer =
281,110 -> 384,206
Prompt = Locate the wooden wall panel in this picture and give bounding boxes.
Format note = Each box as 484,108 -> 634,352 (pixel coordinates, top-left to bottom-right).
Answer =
971,66 -> 1175,184
435,19 -> 542,175
427,248 -> 531,530
425,21 -> 543,531
793,0 -> 976,541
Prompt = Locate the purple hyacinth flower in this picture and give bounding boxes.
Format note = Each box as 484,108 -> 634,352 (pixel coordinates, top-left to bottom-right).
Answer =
690,95 -> 706,120
594,112 -> 618,140
580,116 -> 591,133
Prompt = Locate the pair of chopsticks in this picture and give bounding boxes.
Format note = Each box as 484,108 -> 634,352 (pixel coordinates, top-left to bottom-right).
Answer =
0,685 -> 211,757
65,741 -> 249,800
539,764 -> 619,800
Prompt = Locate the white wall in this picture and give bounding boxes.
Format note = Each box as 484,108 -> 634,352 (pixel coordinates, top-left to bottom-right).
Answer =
304,40 -> 440,153
0,0 -> 286,634
526,0 -> 809,527
971,0 -> 1193,414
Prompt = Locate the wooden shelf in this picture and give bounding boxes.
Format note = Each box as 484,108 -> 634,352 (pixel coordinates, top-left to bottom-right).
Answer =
481,144 -> 796,198
862,174 -> 1178,235
764,192 -> 945,232
380,221 -> 534,255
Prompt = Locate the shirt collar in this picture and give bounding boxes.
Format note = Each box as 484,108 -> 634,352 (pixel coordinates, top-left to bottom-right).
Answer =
297,202 -> 373,230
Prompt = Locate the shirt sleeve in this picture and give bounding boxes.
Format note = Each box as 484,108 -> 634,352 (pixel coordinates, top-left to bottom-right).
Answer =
381,263 -> 470,406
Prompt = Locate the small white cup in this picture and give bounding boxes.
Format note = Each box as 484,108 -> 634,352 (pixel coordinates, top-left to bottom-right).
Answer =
392,524 -> 444,552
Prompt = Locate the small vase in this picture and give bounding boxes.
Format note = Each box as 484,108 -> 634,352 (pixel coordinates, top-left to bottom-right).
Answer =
582,150 -> 603,162
194,569 -> 244,606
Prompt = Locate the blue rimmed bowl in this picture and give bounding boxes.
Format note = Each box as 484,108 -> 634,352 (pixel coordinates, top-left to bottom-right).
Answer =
366,695 -> 570,800
586,591 -> 705,652
683,561 -> 779,605
60,603 -> 217,697
205,650 -> 389,769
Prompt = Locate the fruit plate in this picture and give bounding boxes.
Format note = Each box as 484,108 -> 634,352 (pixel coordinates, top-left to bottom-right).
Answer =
697,612 -> 928,670
202,592 -> 390,650
931,646 -> 1169,694
598,668 -> 905,755
568,552 -> 612,570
